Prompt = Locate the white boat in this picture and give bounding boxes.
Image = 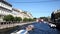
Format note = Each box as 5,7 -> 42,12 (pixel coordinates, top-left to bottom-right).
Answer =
11,30 -> 28,34
11,25 -> 34,34
49,23 -> 56,28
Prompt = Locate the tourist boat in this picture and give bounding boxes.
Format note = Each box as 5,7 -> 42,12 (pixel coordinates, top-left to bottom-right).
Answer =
11,25 -> 34,34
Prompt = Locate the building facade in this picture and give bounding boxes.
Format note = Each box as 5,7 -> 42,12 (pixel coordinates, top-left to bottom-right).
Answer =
0,0 -> 33,21
12,8 -> 24,19
51,9 -> 60,20
0,0 -> 12,21
12,8 -> 33,19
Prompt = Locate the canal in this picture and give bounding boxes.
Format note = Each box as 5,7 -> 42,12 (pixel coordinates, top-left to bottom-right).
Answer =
28,22 -> 60,34
1,22 -> 60,34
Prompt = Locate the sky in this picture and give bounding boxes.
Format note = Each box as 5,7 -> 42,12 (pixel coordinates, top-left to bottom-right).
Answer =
7,0 -> 60,18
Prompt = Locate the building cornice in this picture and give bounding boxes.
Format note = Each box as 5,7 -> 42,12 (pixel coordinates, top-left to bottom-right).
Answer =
0,6 -> 12,12
0,0 -> 12,7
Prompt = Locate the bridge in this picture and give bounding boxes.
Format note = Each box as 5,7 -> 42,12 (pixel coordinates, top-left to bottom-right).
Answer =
0,22 -> 34,29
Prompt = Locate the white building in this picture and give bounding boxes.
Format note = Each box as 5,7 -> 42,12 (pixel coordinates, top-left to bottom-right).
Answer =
12,8 -> 33,19
0,0 -> 33,21
0,0 -> 12,21
12,8 -> 24,19
0,0 -> 12,15
25,12 -> 33,19
22,11 -> 33,19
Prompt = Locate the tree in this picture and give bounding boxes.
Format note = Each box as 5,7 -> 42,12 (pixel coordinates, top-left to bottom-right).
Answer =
23,18 -> 28,22
28,18 -> 33,21
51,12 -> 55,21
40,17 -> 48,21
33,17 -> 37,21
3,15 -> 14,21
14,17 -> 22,22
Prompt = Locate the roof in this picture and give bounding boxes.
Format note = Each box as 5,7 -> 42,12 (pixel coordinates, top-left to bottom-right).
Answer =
12,8 -> 21,12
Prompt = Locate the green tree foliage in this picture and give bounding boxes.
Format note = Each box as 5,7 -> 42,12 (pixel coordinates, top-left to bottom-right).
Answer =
33,17 -> 37,21
3,15 -> 22,22
40,17 -> 48,21
23,18 -> 28,22
28,18 -> 33,21
3,15 -> 14,21
14,17 -> 22,21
